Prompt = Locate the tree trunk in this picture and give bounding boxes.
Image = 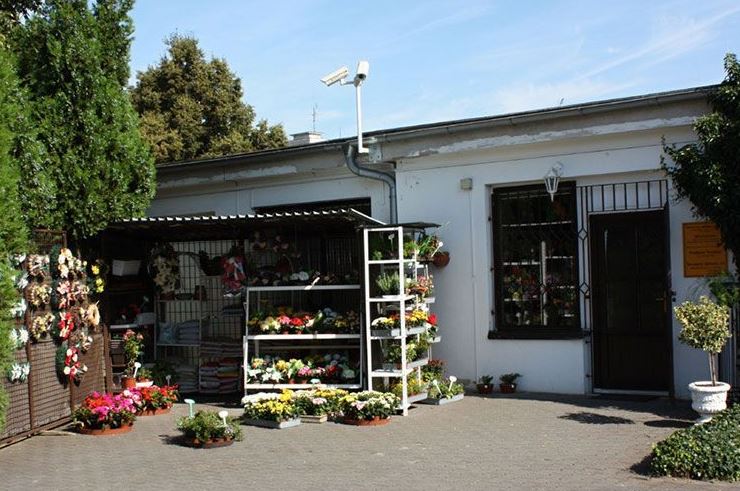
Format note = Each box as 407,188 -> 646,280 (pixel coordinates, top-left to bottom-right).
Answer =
709,352 -> 717,386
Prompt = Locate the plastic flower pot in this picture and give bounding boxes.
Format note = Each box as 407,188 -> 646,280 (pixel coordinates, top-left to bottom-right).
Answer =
499,383 -> 517,394
476,383 -> 494,394
342,416 -> 390,426
140,406 -> 172,417
121,377 -> 137,389
78,423 -> 134,436
188,437 -> 235,449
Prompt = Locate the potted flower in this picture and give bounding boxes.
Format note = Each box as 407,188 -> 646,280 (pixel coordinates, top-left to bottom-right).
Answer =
177,410 -> 243,448
375,272 -> 400,298
675,296 -> 732,424
121,329 -> 144,389
339,391 -> 399,426
242,390 -> 300,429
72,391 -> 138,435
499,372 -> 521,393
137,385 -> 179,416
136,367 -> 154,388
424,376 -> 464,405
477,375 -> 494,394
294,390 -> 331,423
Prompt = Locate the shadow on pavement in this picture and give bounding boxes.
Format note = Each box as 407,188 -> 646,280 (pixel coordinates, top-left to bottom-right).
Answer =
558,411 -> 635,425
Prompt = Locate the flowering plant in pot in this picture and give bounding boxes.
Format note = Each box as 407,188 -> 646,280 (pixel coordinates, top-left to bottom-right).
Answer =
477,375 -> 494,394
426,376 -> 465,404
122,329 -> 144,388
339,391 -> 399,425
177,410 -> 243,448
499,373 -> 521,393
375,272 -> 400,298
294,391 -> 331,423
137,385 -> 179,415
242,390 -> 300,428
73,391 -> 138,435
675,295 -> 732,423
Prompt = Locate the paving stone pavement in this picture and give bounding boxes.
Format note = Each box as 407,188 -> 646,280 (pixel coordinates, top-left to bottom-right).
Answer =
1,393 -> 737,491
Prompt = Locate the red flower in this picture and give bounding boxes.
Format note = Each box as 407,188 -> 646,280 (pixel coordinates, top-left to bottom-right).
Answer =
427,313 -> 438,326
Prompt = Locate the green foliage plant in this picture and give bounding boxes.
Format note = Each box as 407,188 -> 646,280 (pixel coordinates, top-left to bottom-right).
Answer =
479,374 -> 494,384
499,372 -> 522,385
662,53 -> 740,271
130,34 -> 286,164
10,0 -> 156,239
177,410 -> 243,443
375,271 -> 399,296
428,377 -> 464,399
674,296 -> 731,385
651,403 -> 740,481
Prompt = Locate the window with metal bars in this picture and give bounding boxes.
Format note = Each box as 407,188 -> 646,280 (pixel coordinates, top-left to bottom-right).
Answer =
490,182 -> 582,339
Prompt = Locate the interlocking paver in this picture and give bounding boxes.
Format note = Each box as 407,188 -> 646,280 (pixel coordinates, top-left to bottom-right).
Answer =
0,393 -> 734,490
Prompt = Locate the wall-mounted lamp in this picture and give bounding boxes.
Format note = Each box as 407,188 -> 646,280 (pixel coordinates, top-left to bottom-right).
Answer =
544,162 -> 564,201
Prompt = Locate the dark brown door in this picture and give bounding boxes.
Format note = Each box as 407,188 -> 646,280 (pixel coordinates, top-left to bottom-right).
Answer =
591,211 -> 671,391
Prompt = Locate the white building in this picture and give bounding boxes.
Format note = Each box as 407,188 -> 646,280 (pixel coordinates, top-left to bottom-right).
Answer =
149,85 -> 735,399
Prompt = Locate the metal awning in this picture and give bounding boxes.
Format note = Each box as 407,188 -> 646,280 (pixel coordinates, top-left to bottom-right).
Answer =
105,208 -> 384,240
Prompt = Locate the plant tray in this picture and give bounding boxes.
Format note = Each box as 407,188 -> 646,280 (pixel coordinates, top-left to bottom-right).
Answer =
300,414 -> 328,424
243,418 -> 301,429
140,406 -> 171,417
186,437 -> 234,449
342,416 -> 391,426
420,393 -> 464,405
77,423 -> 134,436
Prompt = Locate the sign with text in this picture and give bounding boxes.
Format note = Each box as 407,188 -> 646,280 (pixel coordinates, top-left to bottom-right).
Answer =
683,222 -> 727,277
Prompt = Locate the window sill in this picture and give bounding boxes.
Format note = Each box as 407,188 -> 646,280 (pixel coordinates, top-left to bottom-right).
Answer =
488,329 -> 587,340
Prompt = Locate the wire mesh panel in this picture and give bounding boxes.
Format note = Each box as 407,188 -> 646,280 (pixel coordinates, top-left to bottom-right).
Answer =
0,350 -> 31,440
28,340 -> 70,428
70,333 -> 105,406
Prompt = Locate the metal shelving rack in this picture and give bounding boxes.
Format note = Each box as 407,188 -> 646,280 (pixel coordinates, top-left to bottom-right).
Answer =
243,284 -> 364,391
363,225 -> 436,416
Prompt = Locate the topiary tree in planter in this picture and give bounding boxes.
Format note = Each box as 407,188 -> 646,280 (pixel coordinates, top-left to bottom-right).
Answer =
675,296 -> 732,423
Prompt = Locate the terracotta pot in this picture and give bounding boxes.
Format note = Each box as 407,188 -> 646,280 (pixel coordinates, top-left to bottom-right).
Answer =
499,383 -> 516,394
342,416 -> 391,426
432,251 -> 450,267
477,383 -> 494,394
188,437 -> 234,449
288,379 -> 296,384
140,406 -> 172,417
122,377 -> 137,389
78,423 -> 134,436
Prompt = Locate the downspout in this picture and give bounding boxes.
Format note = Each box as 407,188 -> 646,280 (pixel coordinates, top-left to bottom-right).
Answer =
344,144 -> 397,223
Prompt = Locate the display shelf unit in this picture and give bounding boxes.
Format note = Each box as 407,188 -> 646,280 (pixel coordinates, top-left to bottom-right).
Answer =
243,282 -> 364,392
363,225 -> 439,416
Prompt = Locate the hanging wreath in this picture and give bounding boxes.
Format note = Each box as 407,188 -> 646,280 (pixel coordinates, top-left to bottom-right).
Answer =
7,362 -> 31,383
57,311 -> 76,340
54,280 -> 89,310
55,342 -> 88,384
9,326 -> 29,349
30,313 -> 55,341
56,247 -> 86,279
27,254 -> 50,278
83,303 -> 100,329
28,282 -> 51,308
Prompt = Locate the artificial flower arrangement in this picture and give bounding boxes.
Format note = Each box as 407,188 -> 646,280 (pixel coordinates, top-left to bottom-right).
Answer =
56,344 -> 88,383
339,391 -> 399,423
9,326 -> 29,350
54,280 -> 89,310
177,410 -> 243,446
26,254 -> 50,278
221,254 -> 246,294
149,243 -> 180,295
56,248 -> 87,279
72,391 -> 138,432
242,390 -> 298,422
88,259 -> 108,295
57,311 -> 76,340
10,297 -> 26,319
6,362 -> 31,383
30,312 -> 55,341
27,282 -> 51,308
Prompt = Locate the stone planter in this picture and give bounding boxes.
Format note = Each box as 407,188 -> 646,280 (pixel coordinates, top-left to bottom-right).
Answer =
242,418 -> 301,429
688,381 -> 730,424
300,414 -> 328,424
78,423 -> 134,436
140,406 -> 171,417
342,416 -> 391,426
135,380 -> 154,388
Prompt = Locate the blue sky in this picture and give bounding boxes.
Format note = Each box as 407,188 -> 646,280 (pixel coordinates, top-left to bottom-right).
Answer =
129,1 -> 740,140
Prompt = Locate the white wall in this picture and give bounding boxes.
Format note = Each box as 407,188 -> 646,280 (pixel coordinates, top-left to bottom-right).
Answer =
396,123 -> 707,396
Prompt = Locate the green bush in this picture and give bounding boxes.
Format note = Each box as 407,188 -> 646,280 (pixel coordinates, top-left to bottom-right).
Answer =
650,404 -> 740,481
177,410 -> 243,443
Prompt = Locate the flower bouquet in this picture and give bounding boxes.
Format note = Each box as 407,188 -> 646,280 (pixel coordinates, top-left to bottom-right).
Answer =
73,391 -> 138,435
242,390 -> 300,429
339,391 -> 399,426
177,410 -> 243,448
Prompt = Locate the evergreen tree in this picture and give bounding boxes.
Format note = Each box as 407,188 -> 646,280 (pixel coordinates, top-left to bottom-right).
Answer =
131,34 -> 287,164
11,0 -> 155,239
0,46 -> 29,433
663,53 -> 740,272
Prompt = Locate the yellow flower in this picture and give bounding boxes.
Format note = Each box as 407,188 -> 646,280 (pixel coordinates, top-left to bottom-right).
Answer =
91,265 -> 100,275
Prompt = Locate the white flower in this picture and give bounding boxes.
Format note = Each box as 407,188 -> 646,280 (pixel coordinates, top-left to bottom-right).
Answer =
66,349 -> 73,357
63,366 -> 71,375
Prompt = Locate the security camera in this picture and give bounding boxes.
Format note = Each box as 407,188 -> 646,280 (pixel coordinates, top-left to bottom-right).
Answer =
320,66 -> 349,86
354,60 -> 369,84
